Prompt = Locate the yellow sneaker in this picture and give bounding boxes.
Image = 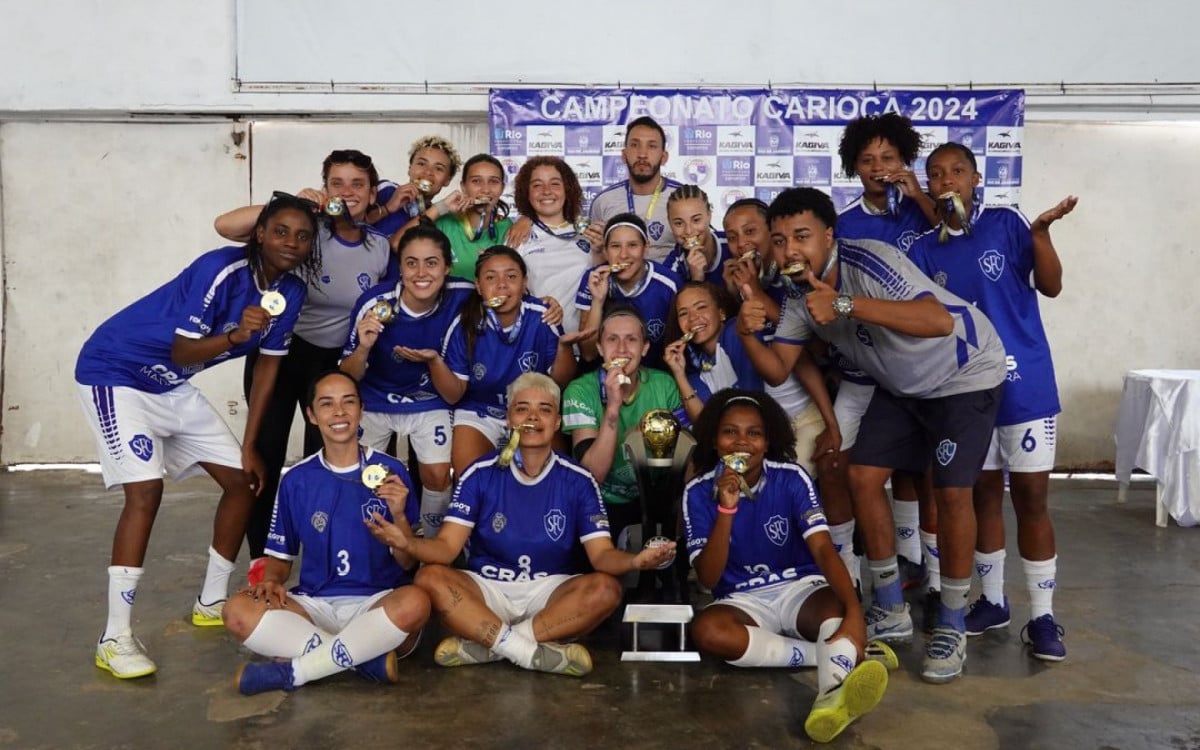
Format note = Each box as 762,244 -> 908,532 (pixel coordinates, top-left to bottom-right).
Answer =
804,659 -> 889,743
864,640 -> 900,671
530,642 -> 593,677
95,634 -> 157,679
191,598 -> 225,627
433,636 -> 502,668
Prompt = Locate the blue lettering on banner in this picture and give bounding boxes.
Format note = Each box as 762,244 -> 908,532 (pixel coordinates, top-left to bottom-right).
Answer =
490,88 -> 1023,228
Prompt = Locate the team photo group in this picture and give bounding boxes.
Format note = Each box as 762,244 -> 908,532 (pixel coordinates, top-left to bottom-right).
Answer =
73,100 -> 1076,743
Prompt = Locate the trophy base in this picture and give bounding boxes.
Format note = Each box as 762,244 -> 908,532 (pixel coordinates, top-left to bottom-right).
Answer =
620,604 -> 700,663
644,458 -> 675,468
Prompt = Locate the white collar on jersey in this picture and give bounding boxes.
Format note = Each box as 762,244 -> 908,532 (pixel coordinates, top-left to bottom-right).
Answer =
509,450 -> 558,486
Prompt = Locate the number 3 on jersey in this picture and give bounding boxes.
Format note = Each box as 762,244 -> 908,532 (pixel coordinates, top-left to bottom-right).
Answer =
336,549 -> 351,576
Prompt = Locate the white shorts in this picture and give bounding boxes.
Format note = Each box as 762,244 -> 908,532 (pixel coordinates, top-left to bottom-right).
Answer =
76,382 -> 242,489
360,409 -> 453,464
791,401 -> 826,477
982,416 -> 1058,472
833,381 -> 875,452
467,572 -> 574,624
290,590 -> 392,633
453,409 -> 507,448
708,576 -> 827,637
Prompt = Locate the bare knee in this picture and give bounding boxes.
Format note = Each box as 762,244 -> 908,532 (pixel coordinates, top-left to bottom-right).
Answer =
420,464 -> 452,492
381,586 -> 432,632
691,615 -> 747,660
221,593 -> 264,641
579,573 -> 622,618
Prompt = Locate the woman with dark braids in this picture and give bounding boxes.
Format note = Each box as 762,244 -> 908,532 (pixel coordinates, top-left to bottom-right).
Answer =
76,193 -> 320,679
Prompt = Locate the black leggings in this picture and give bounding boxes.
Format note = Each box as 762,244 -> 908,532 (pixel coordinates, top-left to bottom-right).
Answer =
243,335 -> 341,558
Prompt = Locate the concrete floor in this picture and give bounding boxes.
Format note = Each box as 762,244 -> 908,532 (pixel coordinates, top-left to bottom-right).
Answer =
1,470 -> 1199,750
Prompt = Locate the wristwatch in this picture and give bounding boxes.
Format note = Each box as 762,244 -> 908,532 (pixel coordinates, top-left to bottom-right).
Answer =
832,294 -> 854,320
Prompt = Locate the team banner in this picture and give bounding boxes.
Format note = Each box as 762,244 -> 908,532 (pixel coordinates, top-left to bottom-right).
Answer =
489,88 -> 1024,225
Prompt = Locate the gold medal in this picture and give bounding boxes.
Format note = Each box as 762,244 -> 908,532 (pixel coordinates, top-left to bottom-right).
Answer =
361,463 -> 390,490
608,262 -> 631,273
260,291 -> 287,317
416,179 -> 433,193
371,300 -> 396,324
781,261 -> 809,277
325,197 -> 346,217
497,424 -> 535,468
721,452 -> 756,499
682,235 -> 704,251
484,296 -> 507,309
680,329 -> 697,344
606,357 -> 632,386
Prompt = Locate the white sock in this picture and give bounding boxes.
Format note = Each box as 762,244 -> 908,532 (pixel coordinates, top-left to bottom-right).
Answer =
103,566 -> 143,640
1023,556 -> 1057,618
243,610 -> 332,659
513,617 -> 538,644
828,521 -> 860,588
892,500 -> 921,561
920,530 -> 942,592
728,625 -> 815,668
975,549 -> 1007,602
490,623 -> 538,669
815,618 -> 856,695
293,607 -> 409,686
199,546 -> 236,605
420,487 -> 453,534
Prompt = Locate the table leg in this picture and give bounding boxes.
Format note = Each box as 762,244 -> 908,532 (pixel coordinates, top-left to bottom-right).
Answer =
1156,484 -> 1169,528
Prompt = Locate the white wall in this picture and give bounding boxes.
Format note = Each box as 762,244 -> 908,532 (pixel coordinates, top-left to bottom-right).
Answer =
2,1 -> 1199,118
2,1 -> 1198,468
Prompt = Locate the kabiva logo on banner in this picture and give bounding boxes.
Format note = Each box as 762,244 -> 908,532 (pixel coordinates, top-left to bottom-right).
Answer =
915,126 -> 948,157
570,157 -> 603,186
602,126 -> 626,155
754,157 -> 793,187
716,125 -> 754,155
986,126 -> 1023,154
791,126 -> 839,155
525,125 -> 565,155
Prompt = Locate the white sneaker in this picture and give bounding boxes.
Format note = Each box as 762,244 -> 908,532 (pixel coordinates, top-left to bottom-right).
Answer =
433,636 -> 503,668
191,597 -> 225,627
530,642 -> 593,677
95,634 -> 157,679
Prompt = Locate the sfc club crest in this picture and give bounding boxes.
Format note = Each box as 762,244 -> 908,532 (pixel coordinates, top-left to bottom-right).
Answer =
763,515 -> 789,547
979,249 -> 1005,281
647,221 -> 665,240
518,351 -> 540,373
128,434 -> 154,462
544,509 -> 567,542
936,439 -> 958,466
360,497 -> 387,523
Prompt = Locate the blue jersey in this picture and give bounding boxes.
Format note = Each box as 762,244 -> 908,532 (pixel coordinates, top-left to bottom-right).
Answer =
908,206 -> 1060,425
370,181 -> 422,238
575,260 -> 682,367
683,459 -> 829,599
836,193 -> 932,254
343,278 -> 474,414
685,322 -> 765,402
266,448 -> 418,597
75,246 -> 306,393
445,450 -> 611,580
662,230 -> 733,287
442,298 -> 564,420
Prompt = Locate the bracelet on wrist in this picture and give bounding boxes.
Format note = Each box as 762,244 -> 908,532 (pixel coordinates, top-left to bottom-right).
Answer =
717,504 -> 738,515
226,329 -> 239,347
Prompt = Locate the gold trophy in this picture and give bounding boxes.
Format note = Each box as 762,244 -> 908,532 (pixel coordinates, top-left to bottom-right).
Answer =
639,409 -> 681,469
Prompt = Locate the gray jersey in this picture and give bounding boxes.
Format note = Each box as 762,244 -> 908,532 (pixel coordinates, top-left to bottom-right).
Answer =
294,223 -> 393,348
776,238 -> 1005,399
588,177 -> 682,263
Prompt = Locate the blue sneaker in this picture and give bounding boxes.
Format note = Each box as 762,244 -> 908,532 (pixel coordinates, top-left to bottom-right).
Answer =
352,651 -> 400,684
898,555 -> 926,591
964,595 -> 1011,636
235,661 -> 296,695
1021,614 -> 1067,662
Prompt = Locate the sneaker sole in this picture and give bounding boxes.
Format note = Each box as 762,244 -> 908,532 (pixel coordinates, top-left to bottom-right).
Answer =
95,654 -> 157,679
353,651 -> 401,684
544,643 -> 593,677
804,661 -> 888,743
1030,649 -> 1066,663
433,637 -> 499,668
191,613 -> 224,627
965,618 -> 1010,637
868,627 -> 913,646
864,642 -> 900,671
920,653 -> 966,684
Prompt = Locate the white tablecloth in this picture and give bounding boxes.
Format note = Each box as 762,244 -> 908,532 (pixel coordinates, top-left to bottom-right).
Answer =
1114,369 -> 1200,526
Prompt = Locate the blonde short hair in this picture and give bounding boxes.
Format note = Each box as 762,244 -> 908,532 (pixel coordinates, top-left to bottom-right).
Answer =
408,135 -> 462,179
506,372 -> 561,410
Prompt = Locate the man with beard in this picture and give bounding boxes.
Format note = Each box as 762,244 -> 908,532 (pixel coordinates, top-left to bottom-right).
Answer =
588,116 -> 682,262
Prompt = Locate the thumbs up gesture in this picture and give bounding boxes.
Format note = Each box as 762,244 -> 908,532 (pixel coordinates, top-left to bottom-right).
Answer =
804,270 -> 840,325
737,284 -> 768,334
